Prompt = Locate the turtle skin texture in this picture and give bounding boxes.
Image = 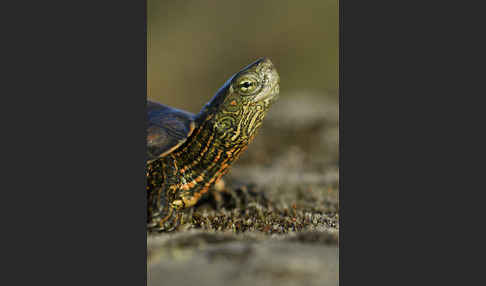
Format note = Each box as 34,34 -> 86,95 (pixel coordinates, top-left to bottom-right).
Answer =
147,58 -> 279,232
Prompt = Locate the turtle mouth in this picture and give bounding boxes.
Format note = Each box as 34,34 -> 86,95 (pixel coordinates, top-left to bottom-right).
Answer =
268,80 -> 280,102
255,63 -> 280,104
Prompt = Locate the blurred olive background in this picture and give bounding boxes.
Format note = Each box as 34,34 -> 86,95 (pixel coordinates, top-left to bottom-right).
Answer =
147,0 -> 338,112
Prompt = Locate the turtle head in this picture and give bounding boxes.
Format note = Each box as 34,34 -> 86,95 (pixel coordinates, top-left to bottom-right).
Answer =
229,57 -> 280,107
199,58 -> 280,145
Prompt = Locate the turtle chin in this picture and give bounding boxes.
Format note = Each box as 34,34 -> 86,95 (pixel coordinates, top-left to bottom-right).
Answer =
256,81 -> 280,108
267,82 -> 280,104
254,61 -> 280,106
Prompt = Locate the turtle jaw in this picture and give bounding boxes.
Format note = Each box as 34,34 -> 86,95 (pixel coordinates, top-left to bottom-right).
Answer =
263,78 -> 280,106
252,58 -> 280,106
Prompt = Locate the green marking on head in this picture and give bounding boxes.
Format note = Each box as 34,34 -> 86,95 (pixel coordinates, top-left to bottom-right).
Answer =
198,58 -> 280,144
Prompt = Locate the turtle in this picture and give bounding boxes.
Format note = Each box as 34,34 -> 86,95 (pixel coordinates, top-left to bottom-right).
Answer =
147,57 -> 280,231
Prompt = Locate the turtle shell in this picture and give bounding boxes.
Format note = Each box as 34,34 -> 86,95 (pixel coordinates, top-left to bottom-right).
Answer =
147,100 -> 195,162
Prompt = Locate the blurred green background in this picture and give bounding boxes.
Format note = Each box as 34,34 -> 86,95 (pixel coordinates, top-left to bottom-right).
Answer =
148,0 -> 338,112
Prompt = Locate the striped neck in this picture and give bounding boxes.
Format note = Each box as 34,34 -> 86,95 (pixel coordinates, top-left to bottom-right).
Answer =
165,113 -> 249,208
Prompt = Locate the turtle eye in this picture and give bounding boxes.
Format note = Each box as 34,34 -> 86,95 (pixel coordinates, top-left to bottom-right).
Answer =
237,78 -> 258,95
